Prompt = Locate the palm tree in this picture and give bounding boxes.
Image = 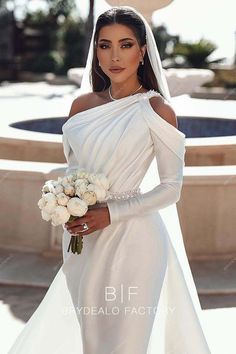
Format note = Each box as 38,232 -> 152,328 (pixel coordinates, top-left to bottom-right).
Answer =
174,39 -> 217,68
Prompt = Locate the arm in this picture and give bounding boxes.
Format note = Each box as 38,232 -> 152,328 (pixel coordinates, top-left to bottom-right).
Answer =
62,93 -> 95,176
62,97 -> 84,176
62,134 -> 79,177
106,97 -> 186,224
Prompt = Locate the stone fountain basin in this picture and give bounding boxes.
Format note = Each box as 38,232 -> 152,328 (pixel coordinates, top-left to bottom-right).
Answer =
9,116 -> 236,138
0,116 -> 235,165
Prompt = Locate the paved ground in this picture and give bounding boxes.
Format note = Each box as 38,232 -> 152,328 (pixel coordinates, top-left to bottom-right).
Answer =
0,249 -> 236,353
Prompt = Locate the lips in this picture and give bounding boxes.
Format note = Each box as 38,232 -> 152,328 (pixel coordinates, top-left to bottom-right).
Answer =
109,68 -> 125,73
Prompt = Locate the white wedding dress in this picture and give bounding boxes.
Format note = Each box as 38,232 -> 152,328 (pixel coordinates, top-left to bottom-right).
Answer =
8,90 -> 211,353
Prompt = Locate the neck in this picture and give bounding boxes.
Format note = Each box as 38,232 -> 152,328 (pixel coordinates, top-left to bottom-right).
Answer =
109,80 -> 143,99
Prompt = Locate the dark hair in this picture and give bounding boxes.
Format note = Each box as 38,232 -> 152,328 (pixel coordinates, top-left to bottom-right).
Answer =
91,7 -> 160,93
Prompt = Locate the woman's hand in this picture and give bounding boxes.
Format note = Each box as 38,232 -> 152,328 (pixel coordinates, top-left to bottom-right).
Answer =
64,203 -> 111,236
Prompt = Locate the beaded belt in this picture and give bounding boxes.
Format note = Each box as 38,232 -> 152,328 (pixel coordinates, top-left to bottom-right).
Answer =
105,187 -> 141,201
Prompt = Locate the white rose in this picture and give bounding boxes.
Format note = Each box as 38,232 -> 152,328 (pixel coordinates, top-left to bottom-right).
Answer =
41,209 -> 51,221
54,183 -> 64,194
74,178 -> 88,187
59,173 -> 76,184
42,193 -> 58,214
71,173 -> 78,182
38,197 -> 46,209
42,180 -> 58,194
42,184 -> 50,193
61,177 -> 70,187
87,184 -> 106,202
76,168 -> 90,179
75,182 -> 88,197
51,206 -> 70,226
82,191 -> 97,205
67,197 -> 88,216
56,193 -> 70,206
88,173 -> 109,190
64,184 -> 75,197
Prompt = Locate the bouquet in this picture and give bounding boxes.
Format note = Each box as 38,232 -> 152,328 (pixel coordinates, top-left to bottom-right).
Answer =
37,168 -> 110,255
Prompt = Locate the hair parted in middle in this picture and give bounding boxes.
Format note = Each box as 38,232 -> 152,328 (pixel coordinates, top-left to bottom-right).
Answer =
91,7 -> 160,94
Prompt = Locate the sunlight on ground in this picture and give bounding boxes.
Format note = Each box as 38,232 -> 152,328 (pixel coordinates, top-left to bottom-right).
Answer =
1,301 -> 25,354
202,308 -> 236,354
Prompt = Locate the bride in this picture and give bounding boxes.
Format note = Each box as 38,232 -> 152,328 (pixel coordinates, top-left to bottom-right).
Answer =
8,5 -> 212,354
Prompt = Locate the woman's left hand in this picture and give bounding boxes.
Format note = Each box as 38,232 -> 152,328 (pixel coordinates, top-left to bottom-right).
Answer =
64,203 -> 111,236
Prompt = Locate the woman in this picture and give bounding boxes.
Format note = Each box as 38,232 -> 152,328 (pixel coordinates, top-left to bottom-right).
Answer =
8,6 -> 211,354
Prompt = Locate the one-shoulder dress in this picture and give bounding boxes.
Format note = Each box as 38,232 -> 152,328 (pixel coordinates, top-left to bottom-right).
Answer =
8,90 -> 211,354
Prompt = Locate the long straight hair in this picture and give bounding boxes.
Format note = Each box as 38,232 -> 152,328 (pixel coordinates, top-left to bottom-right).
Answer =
91,7 -> 160,93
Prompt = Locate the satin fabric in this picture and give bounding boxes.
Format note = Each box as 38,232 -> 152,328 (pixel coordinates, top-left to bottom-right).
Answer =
8,90 -> 211,354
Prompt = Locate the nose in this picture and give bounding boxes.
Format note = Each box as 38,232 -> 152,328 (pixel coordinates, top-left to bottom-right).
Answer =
112,57 -> 120,62
111,47 -> 120,62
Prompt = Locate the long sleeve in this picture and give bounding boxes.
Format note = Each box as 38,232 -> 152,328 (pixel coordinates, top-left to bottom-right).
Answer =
62,132 -> 79,176
106,106 -> 186,224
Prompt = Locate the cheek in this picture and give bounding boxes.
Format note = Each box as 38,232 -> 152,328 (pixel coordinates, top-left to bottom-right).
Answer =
97,49 -> 109,64
123,49 -> 140,66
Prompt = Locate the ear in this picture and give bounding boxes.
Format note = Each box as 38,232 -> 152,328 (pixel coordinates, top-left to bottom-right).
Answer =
140,44 -> 147,59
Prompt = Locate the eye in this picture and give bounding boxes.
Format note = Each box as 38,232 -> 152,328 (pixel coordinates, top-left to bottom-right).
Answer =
121,43 -> 133,48
98,44 -> 109,49
98,43 -> 134,49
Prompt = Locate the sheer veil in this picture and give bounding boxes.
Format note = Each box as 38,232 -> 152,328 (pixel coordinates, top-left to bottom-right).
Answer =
79,4 -> 205,323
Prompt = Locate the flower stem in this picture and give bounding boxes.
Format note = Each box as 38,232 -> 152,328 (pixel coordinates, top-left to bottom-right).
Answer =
67,235 -> 83,254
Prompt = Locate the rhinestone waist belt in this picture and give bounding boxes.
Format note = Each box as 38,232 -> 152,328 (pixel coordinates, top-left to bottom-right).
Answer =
105,187 -> 141,201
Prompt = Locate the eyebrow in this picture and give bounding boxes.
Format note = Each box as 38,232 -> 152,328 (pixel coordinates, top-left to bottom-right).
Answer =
98,38 -> 135,43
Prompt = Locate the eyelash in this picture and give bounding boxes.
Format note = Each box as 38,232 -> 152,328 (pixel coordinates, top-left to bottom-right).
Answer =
98,43 -> 133,49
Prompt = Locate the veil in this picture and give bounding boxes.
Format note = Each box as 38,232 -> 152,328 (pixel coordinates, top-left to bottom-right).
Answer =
79,5 -> 204,320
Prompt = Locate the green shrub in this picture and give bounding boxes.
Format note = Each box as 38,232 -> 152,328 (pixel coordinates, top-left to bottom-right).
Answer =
23,51 -> 63,73
174,39 -> 217,68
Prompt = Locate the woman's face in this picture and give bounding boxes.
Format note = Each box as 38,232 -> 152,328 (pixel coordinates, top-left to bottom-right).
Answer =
96,23 -> 146,85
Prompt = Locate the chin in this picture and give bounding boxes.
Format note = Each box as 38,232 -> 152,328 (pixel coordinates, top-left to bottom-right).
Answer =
108,78 -> 126,85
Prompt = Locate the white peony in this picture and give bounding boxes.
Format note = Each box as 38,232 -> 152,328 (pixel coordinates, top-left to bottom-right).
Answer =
64,184 -> 75,197
54,183 -> 64,194
41,209 -> 51,221
42,180 -> 59,194
66,173 -> 77,184
74,178 -> 88,187
67,197 -> 88,216
38,197 -> 46,209
76,168 -> 90,179
71,173 -> 78,182
60,177 -> 70,187
56,192 -> 70,206
42,184 -> 50,193
42,192 -> 58,214
88,173 -> 109,190
75,181 -> 88,198
82,191 -> 97,205
51,206 -> 70,226
87,183 -> 106,202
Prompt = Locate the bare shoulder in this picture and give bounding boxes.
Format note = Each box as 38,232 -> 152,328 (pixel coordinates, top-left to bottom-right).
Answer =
66,92 -> 100,121
148,94 -> 178,129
